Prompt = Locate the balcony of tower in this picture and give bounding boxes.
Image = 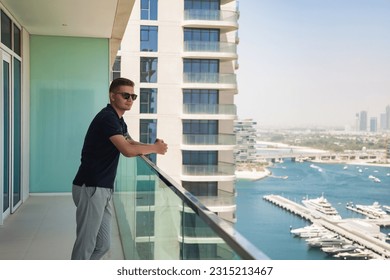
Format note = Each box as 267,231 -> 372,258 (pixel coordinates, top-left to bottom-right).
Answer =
182,72 -> 237,90
183,9 -> 239,32
181,103 -> 237,121
183,41 -> 238,61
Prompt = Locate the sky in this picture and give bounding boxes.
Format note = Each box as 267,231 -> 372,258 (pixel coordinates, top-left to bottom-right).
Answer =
236,0 -> 390,128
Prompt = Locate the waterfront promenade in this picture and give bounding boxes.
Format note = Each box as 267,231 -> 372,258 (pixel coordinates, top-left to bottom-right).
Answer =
263,194 -> 390,259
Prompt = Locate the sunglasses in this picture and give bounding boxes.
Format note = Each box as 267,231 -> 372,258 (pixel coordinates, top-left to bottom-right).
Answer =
115,92 -> 138,101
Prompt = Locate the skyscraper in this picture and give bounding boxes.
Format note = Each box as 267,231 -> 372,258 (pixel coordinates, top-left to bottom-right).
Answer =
115,0 -> 239,258
369,117 -> 377,133
359,111 -> 368,131
380,113 -> 387,131
386,105 -> 390,130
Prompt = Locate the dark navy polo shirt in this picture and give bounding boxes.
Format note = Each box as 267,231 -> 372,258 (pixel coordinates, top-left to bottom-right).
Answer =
73,104 -> 128,189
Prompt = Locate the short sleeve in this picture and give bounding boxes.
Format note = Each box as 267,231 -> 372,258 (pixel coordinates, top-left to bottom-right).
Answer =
99,112 -> 124,138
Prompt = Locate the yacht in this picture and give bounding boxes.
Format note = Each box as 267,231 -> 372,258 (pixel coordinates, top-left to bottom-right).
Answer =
334,249 -> 372,260
368,175 -> 381,183
306,235 -> 351,248
321,245 -> 359,256
290,224 -> 330,238
355,202 -> 387,218
302,195 -> 342,220
383,205 -> 390,214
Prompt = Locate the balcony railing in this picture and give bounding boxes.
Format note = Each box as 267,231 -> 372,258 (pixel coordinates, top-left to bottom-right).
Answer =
183,104 -> 237,115
183,73 -> 237,84
184,9 -> 238,23
184,41 -> 237,53
182,162 -> 235,176
114,156 -> 267,260
183,134 -> 236,145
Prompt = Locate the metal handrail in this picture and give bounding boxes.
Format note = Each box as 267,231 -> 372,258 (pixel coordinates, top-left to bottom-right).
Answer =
139,155 -> 269,260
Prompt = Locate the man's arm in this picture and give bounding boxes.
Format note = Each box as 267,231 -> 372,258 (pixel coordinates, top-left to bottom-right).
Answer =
110,135 -> 167,157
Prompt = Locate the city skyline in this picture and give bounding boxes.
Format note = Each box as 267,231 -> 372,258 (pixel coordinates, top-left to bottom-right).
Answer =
236,0 -> 390,128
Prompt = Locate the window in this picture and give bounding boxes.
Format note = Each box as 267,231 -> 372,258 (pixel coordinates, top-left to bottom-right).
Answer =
136,211 -> 154,236
182,181 -> 218,196
182,151 -> 217,165
111,56 -> 121,80
140,119 -> 157,163
184,28 -> 219,42
183,120 -> 218,135
141,0 -> 158,20
13,24 -> 21,56
140,57 -> 158,83
140,119 -> 157,143
140,26 -> 158,52
183,89 -> 218,105
181,243 -> 217,260
140,88 -> 157,113
184,0 -> 220,10
1,10 -> 12,49
183,59 -> 219,73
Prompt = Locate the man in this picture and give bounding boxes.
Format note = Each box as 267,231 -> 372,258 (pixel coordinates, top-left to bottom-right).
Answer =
71,77 -> 167,260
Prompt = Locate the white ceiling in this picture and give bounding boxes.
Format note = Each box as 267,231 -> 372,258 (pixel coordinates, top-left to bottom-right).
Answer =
1,0 -> 134,65
2,0 -> 129,38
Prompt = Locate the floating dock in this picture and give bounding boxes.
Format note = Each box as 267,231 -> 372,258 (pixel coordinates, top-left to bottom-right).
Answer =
263,194 -> 390,259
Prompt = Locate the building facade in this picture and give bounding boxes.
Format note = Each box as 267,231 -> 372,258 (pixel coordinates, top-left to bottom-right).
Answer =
118,0 -> 239,222
234,119 -> 257,163
114,0 -> 239,258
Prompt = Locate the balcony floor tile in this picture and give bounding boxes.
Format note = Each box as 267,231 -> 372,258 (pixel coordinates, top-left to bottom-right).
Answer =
0,195 -> 123,260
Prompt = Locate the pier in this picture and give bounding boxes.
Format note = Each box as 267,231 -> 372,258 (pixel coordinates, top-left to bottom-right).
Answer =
256,150 -> 384,164
263,194 -> 390,259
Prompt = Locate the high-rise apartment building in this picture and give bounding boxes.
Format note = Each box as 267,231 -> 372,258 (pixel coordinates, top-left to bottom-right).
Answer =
380,113 -> 387,131
369,117 -> 377,133
115,0 -> 239,258
359,111 -> 368,131
386,105 -> 390,130
234,119 -> 257,163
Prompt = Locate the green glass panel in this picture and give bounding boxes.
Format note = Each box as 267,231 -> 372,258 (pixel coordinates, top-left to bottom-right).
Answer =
114,156 -> 249,260
30,36 -> 109,192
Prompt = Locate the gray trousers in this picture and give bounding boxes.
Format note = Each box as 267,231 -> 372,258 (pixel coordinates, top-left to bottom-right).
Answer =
71,184 -> 113,260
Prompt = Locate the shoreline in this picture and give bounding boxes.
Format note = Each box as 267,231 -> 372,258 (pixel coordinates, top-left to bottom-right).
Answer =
235,168 -> 271,181
235,160 -> 390,181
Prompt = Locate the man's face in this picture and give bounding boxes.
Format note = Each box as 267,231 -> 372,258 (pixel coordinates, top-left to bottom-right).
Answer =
110,85 -> 136,112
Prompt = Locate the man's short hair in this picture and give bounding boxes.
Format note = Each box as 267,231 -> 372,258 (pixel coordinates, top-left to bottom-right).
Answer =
109,77 -> 135,93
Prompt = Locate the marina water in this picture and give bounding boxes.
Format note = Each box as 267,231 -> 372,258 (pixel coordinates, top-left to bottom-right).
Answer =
235,161 -> 390,260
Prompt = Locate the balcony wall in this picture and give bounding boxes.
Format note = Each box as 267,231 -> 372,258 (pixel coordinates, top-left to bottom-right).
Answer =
183,9 -> 239,32
183,72 -> 236,84
183,104 -> 236,115
182,134 -> 236,146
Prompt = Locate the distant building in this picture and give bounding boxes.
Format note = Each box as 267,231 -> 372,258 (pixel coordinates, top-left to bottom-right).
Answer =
234,119 -> 257,163
387,140 -> 390,161
359,111 -> 368,131
386,105 -> 390,130
369,117 -> 377,133
380,113 -> 387,131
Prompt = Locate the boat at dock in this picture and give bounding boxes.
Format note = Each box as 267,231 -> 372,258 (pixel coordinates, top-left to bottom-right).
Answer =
383,205 -> 390,214
306,235 -> 351,248
290,224 -> 330,238
334,249 -> 373,260
347,201 -> 387,219
321,244 -> 359,255
302,195 -> 342,220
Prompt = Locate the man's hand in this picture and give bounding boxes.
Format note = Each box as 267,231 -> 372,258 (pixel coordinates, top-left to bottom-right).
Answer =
154,138 -> 168,155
